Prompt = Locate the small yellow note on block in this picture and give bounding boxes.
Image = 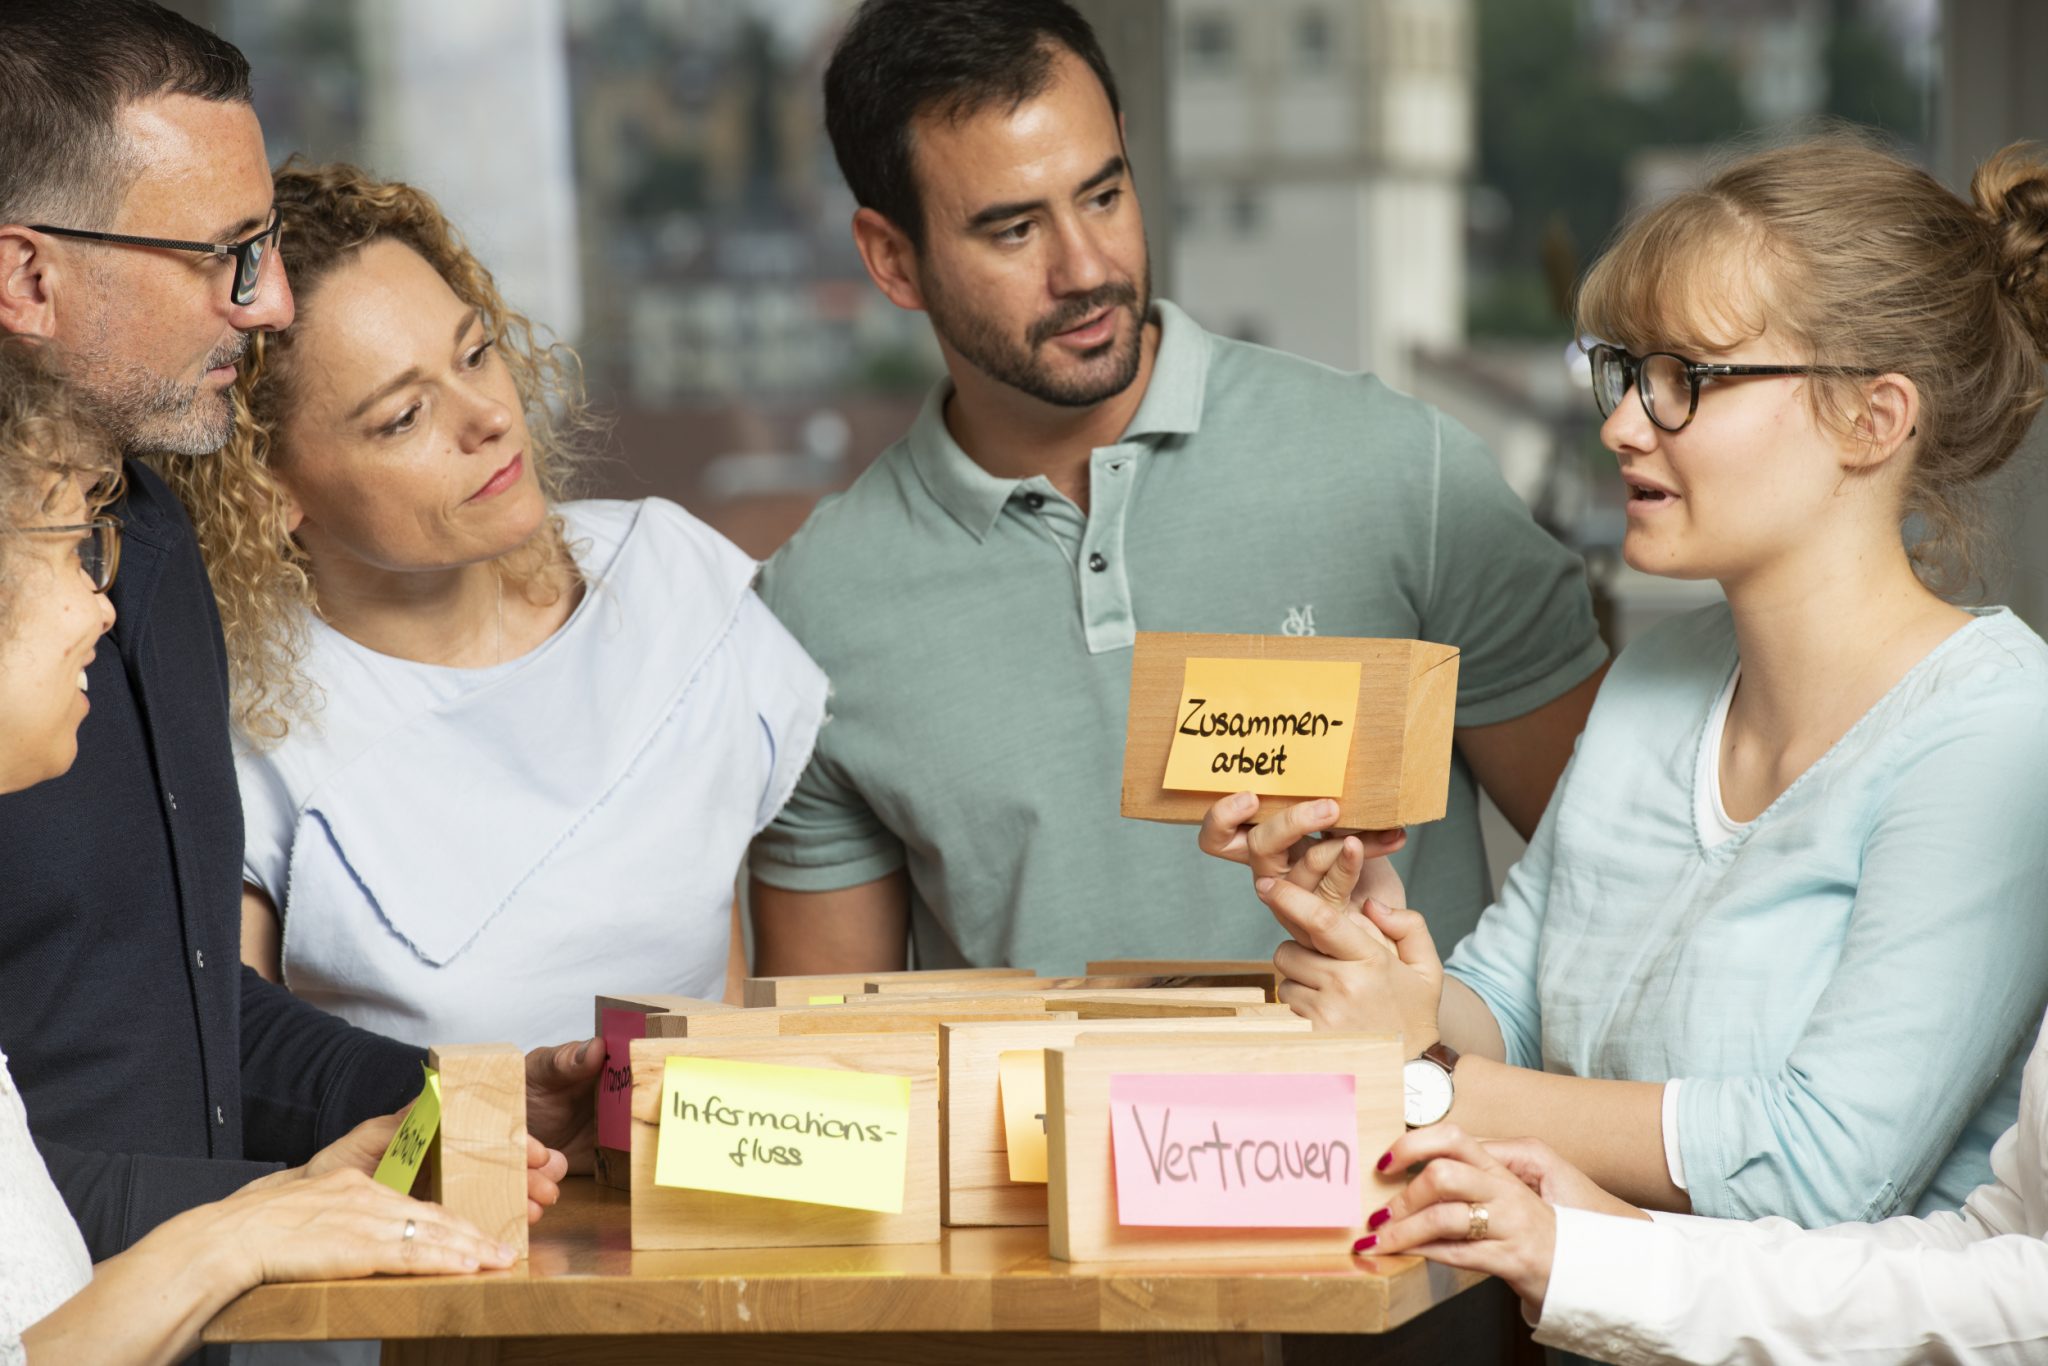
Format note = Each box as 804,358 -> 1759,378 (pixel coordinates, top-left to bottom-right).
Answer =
655,1056 -> 911,1213
1162,657 -> 1361,797
372,1064 -> 441,1194
997,1049 -> 1049,1183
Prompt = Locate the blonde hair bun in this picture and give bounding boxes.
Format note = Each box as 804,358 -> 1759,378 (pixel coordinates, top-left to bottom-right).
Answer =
1972,142 -> 2048,349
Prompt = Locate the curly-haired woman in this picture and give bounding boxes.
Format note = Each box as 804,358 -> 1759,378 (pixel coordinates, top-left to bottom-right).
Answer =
151,163 -> 826,1052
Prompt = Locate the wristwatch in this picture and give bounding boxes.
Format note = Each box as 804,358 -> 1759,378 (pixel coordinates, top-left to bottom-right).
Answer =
1402,1041 -> 1460,1127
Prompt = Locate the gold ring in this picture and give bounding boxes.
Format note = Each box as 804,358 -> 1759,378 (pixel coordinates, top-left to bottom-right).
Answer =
1466,1204 -> 1489,1241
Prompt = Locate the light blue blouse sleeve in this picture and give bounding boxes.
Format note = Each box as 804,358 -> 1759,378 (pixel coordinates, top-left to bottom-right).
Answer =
1678,685 -> 2048,1225
1441,750 -> 1576,1072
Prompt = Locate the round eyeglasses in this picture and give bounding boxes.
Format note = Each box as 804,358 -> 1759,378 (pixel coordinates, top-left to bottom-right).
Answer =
1586,343 -> 1879,433
29,207 -> 282,308
22,517 -> 122,593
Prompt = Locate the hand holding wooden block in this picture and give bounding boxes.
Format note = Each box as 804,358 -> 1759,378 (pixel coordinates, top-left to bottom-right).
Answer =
1122,631 -> 1459,830
425,1043 -> 528,1258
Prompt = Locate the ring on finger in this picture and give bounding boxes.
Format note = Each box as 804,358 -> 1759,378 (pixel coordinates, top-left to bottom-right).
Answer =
1465,1204 -> 1489,1241
401,1217 -> 417,1245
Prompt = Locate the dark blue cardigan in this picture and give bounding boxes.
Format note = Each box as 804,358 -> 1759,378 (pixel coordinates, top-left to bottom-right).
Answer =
0,459 -> 426,1260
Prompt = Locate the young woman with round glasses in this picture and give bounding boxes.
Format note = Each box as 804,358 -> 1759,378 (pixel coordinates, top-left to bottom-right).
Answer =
1199,131 -> 2048,1267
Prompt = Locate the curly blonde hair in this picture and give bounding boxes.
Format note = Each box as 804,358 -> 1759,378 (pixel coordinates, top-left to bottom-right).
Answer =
149,160 -> 593,743
1576,131 -> 2048,598
0,335 -> 121,636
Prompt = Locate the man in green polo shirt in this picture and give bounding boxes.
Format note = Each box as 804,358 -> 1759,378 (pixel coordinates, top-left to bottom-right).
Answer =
749,0 -> 1607,976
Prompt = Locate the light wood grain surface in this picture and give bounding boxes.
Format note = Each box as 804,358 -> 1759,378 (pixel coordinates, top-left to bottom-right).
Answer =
1121,631 -> 1460,829
201,1177 -> 1487,1345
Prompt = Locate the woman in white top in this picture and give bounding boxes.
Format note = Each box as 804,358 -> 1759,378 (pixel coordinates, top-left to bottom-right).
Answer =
153,163 -> 827,1059
0,339 -> 514,1366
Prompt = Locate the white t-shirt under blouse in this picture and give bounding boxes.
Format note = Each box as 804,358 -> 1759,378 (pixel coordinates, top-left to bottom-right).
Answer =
0,1049 -> 91,1365
236,498 -> 827,1051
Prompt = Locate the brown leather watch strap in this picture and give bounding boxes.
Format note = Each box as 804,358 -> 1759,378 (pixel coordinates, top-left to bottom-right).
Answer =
1420,1040 -> 1461,1072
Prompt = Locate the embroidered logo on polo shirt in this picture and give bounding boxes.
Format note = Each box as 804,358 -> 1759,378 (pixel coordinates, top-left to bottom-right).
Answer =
1281,605 -> 1317,637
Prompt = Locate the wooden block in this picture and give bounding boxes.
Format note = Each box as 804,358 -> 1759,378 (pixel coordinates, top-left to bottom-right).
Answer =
628,1033 -> 940,1250
742,968 -> 1038,1008
939,1017 -> 1313,1227
1044,1033 -> 1403,1263
425,1043 -> 528,1258
595,995 -> 734,1190
864,973 -> 1278,1001
1120,631 -> 1459,829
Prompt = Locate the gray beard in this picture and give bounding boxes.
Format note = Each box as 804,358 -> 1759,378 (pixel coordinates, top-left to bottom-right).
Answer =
69,327 -> 247,457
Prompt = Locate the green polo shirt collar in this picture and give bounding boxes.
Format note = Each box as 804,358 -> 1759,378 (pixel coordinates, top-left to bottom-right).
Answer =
905,300 -> 1212,542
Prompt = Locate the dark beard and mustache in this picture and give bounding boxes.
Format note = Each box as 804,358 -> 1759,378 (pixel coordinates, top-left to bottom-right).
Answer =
923,261 -> 1152,409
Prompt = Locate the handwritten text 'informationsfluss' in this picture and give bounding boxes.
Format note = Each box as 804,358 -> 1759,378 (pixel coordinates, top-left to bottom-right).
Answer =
654,1055 -> 911,1213
1161,657 -> 1360,796
1108,1072 -> 1360,1228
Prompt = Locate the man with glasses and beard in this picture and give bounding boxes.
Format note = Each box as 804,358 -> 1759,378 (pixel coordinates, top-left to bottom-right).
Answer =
748,0 -> 1611,978
0,0 -> 597,1292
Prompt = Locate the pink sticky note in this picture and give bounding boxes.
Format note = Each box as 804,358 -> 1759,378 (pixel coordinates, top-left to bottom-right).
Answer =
1109,1072 -> 1359,1228
598,1008 -> 649,1151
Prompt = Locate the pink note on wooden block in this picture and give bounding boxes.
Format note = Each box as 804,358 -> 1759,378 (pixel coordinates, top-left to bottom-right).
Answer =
1109,1072 -> 1358,1228
598,1008 -> 650,1151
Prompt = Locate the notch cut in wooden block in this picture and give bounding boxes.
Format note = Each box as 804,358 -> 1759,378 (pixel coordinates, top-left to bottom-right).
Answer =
939,1017 -> 1312,1227
425,1043 -> 528,1258
595,995 -> 735,1190
742,968 -> 1038,1008
1045,1033 -> 1403,1263
1086,960 -> 1284,995
1121,631 -> 1459,830
649,1004 -> 1071,1038
864,973 -> 1278,1001
628,1032 -> 940,1250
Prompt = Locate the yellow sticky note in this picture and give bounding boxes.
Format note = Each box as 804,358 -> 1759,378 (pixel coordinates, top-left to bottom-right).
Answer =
1162,657 -> 1361,797
372,1064 -> 441,1194
997,1049 -> 1049,1183
654,1056 -> 910,1213
807,994 -> 846,1005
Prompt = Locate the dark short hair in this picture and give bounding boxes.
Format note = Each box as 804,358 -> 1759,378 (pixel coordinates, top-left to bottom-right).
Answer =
0,0 -> 252,227
824,0 -> 1122,251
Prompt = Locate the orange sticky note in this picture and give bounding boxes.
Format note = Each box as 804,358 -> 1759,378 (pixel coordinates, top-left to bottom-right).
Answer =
1162,657 -> 1360,797
997,1049 -> 1049,1183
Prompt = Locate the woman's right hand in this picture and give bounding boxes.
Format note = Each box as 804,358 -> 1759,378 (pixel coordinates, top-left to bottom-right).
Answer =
201,1167 -> 517,1287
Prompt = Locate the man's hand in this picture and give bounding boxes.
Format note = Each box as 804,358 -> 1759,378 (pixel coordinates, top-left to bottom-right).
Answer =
525,1037 -> 602,1175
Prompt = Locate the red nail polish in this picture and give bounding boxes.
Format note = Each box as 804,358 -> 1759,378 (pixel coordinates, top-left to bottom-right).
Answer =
1367,1207 -> 1390,1231
1376,1150 -> 1393,1171
1352,1235 -> 1376,1253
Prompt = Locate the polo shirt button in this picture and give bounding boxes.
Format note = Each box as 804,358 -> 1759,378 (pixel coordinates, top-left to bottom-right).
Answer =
215,1105 -> 225,1126
1023,492 -> 1046,511
1088,552 -> 1108,573
196,950 -> 205,969
166,790 -> 177,811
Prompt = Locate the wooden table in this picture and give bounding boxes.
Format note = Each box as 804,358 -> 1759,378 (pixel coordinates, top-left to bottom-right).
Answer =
203,1179 -> 1534,1365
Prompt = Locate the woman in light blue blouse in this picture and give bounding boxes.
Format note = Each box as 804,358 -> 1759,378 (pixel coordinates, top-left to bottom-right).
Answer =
1200,132 -> 2048,1229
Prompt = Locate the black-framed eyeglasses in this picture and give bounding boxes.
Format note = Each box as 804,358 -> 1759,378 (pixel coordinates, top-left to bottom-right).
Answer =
21,517 -> 121,593
28,207 -> 282,307
1585,342 -> 1880,433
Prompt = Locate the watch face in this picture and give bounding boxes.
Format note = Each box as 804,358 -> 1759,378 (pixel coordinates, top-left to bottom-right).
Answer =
1402,1058 -> 1454,1127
